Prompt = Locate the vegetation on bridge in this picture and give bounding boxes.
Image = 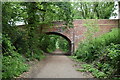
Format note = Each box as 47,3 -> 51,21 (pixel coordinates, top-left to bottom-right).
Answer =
1,1 -> 119,79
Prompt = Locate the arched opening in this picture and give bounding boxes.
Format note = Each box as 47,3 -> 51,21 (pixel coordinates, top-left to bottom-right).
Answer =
44,32 -> 72,55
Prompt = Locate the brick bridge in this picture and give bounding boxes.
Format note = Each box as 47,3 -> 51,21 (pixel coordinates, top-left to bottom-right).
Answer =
39,19 -> 119,55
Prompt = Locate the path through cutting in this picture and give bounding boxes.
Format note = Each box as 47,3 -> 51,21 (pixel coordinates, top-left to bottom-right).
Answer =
20,50 -> 93,78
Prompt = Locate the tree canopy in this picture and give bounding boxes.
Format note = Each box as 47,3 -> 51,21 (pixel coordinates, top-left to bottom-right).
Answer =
72,2 -> 116,19
1,2 -> 119,79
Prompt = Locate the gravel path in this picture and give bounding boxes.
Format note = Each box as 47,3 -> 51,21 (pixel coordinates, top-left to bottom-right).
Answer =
20,55 -> 93,78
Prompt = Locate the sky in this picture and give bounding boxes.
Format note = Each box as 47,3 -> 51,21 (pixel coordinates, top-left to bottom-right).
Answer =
109,1 -> 119,19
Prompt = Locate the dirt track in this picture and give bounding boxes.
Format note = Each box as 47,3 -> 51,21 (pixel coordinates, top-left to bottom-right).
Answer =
20,55 -> 93,78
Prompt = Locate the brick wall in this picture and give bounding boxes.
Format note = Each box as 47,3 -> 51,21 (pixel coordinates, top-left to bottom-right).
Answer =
42,19 -> 119,53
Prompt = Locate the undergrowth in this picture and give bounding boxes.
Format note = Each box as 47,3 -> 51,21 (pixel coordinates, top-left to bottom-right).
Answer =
74,28 -> 120,79
2,34 -> 28,78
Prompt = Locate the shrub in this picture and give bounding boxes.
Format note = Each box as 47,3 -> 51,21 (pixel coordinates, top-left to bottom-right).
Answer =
75,28 -> 120,62
2,55 -> 28,78
2,34 -> 28,78
75,28 -> 120,78
78,64 -> 107,78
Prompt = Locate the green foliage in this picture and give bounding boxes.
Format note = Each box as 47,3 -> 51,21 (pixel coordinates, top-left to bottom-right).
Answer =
2,1 -> 117,79
20,2 -> 73,55
76,68 -> 86,72
38,34 -> 56,53
69,56 -> 82,62
83,20 -> 99,41
22,2 -> 73,27
57,36 -> 69,52
2,2 -> 74,79
88,43 -> 120,78
75,28 -> 120,78
55,2 -> 73,27
2,56 -> 28,78
97,43 -> 120,76
75,28 -> 120,62
39,34 -> 69,53
107,43 -> 120,60
32,51 -> 45,61
72,2 -> 116,19
77,64 -> 107,78
2,34 -> 28,78
69,56 -> 77,59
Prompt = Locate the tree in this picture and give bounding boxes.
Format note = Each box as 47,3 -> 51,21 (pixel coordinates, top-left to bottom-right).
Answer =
72,2 -> 115,19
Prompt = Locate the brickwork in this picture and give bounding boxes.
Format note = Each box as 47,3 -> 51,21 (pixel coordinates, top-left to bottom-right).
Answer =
41,19 -> 119,54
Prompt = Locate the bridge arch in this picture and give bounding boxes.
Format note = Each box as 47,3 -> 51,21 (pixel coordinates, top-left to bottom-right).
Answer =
46,32 -> 72,55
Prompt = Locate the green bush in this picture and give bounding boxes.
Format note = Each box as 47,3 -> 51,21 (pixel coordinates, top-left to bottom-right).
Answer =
75,28 -> 120,78
39,34 -> 69,53
77,64 -> 107,78
2,55 -> 28,78
26,49 -> 44,61
75,28 -> 120,62
12,30 -> 44,60
100,43 -> 120,75
2,34 -> 28,78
